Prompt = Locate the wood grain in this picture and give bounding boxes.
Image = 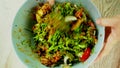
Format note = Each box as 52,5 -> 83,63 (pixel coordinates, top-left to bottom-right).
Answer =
89,0 -> 120,68
91,0 -> 120,17
2,0 -> 120,68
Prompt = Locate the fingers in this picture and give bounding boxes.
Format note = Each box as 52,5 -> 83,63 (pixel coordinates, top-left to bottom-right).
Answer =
96,16 -> 120,27
47,0 -> 55,6
95,34 -> 115,62
94,43 -> 106,62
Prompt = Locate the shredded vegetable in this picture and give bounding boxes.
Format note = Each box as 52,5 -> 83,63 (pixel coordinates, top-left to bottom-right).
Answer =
31,2 -> 97,67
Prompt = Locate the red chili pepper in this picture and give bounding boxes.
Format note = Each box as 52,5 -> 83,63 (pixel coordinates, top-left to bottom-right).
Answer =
80,47 -> 91,62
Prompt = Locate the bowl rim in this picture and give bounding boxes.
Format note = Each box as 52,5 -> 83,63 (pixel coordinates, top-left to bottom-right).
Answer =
11,0 -> 105,68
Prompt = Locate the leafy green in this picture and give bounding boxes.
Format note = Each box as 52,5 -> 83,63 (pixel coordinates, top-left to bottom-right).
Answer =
32,2 -> 97,67
33,23 -> 47,42
58,3 -> 75,16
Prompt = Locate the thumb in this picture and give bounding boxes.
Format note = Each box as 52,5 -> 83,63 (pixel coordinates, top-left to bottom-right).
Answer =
47,0 -> 55,6
96,17 -> 118,27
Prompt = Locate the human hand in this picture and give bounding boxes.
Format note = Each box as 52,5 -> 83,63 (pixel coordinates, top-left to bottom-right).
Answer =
47,0 -> 55,6
95,15 -> 120,61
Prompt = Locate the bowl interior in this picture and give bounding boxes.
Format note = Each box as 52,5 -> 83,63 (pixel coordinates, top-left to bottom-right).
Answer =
12,0 -> 104,68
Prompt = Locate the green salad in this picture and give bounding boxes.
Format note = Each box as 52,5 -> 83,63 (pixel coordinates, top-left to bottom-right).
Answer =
32,2 -> 97,67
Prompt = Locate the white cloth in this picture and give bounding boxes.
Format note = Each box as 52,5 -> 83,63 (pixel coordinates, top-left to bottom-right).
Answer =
0,0 -> 27,68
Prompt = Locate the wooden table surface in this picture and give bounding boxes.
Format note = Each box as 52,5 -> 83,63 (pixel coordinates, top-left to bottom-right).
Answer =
0,0 -> 120,68
90,0 -> 120,68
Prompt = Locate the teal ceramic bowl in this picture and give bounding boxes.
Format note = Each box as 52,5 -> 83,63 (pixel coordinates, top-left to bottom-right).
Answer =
12,0 -> 105,68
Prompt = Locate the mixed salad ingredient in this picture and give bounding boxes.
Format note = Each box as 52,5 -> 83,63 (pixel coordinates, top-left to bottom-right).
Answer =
31,2 -> 97,67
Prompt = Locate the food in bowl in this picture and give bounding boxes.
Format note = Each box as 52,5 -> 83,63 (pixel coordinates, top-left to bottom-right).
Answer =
31,2 -> 97,67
